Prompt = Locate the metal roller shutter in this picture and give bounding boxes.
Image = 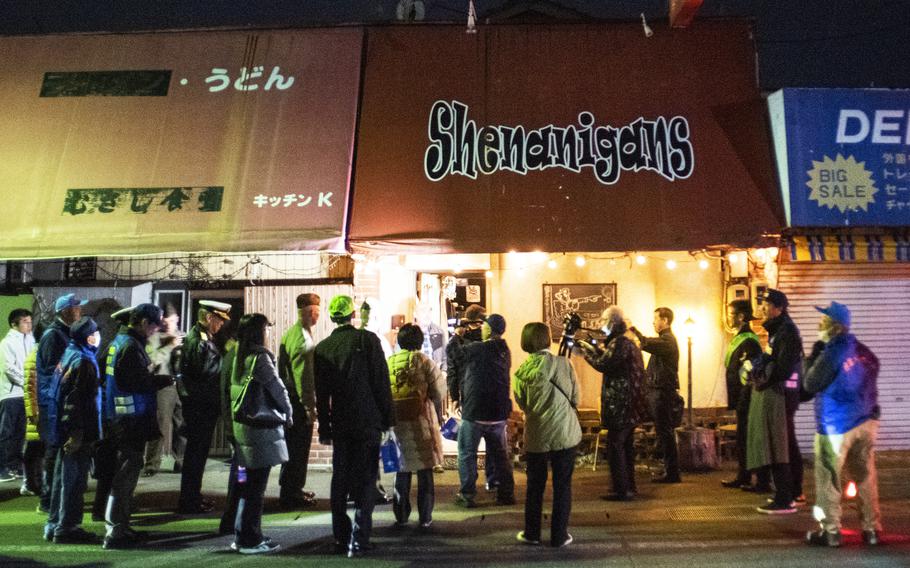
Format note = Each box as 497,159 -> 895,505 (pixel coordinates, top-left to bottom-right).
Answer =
244,283 -> 355,350
777,262 -> 910,451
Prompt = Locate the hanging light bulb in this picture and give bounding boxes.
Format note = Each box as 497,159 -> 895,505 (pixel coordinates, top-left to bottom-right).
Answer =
484,270 -> 493,278
666,259 -> 677,270
698,259 -> 709,270
575,255 -> 586,267
547,259 -> 557,269
636,255 -> 647,265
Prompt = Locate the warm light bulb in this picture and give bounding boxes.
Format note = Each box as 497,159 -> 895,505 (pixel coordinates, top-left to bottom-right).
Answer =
666,260 -> 677,270
636,255 -> 647,265
547,260 -> 557,269
484,270 -> 493,278
728,253 -> 739,263
575,256 -> 586,267
699,259 -> 709,270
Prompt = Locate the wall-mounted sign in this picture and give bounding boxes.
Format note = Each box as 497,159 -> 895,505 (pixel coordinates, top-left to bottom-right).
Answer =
0,29 -> 363,259
769,88 -> 910,227
351,23 -> 782,254
542,283 -> 617,344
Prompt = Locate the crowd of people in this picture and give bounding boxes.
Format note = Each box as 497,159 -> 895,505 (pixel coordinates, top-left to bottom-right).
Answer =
0,287 -> 883,555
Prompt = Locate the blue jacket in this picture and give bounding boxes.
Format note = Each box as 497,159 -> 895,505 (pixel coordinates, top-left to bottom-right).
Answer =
803,334 -> 879,435
36,319 -> 70,407
57,342 -> 101,444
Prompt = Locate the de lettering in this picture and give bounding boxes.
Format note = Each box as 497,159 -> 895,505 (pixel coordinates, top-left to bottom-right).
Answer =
836,109 -> 910,145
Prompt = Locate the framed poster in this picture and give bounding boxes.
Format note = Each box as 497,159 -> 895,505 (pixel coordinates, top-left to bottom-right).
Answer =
542,283 -> 617,343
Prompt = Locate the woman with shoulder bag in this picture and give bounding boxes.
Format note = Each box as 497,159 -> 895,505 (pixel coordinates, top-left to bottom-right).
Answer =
229,314 -> 293,555
386,324 -> 445,529
513,322 -> 582,548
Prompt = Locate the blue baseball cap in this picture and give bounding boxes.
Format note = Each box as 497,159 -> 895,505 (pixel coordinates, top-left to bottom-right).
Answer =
54,293 -> 88,313
815,301 -> 851,327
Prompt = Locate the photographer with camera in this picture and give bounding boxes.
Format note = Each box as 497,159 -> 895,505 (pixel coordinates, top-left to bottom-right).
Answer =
580,307 -> 646,500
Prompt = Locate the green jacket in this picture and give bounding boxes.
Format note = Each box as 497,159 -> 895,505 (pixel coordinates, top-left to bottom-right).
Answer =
513,350 -> 582,453
278,322 -> 317,424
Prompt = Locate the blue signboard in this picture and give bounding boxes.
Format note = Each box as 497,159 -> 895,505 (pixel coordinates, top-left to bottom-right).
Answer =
769,88 -> 910,227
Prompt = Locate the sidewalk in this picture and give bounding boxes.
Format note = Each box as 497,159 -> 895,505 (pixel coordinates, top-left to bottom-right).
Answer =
1,451 -> 908,567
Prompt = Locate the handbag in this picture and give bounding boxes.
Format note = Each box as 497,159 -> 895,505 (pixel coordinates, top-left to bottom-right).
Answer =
380,429 -> 403,473
440,416 -> 460,441
232,355 -> 287,428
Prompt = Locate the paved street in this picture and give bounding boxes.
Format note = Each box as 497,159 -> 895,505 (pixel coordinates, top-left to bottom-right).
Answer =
1,452 -> 908,567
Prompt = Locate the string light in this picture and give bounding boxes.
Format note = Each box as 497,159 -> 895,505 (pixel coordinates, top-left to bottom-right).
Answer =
575,255 -> 586,267
666,259 -> 677,270
636,255 -> 647,265
547,259 -> 557,269
484,270 -> 493,278
699,259 -> 709,270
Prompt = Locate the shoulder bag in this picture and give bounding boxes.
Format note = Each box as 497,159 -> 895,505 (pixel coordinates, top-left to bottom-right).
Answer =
232,355 -> 287,428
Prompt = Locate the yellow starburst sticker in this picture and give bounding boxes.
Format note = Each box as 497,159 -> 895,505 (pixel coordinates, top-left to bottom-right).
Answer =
806,154 -> 877,213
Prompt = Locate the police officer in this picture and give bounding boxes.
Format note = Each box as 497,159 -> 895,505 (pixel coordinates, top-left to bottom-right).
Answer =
102,304 -> 173,549
177,300 -> 230,515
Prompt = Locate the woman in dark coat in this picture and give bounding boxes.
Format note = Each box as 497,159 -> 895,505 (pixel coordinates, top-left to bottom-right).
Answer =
229,313 -> 293,555
582,306 -> 646,501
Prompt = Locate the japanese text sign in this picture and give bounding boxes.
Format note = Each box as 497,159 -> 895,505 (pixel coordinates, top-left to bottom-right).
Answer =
769,88 -> 910,227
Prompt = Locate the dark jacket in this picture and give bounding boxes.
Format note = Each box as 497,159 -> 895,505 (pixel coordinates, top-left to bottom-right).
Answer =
314,325 -> 393,441
460,338 -> 512,422
110,328 -> 173,443
634,327 -> 679,390
725,324 -> 762,409
446,333 -> 476,405
584,325 -> 646,430
179,322 -> 222,406
804,334 -> 879,435
220,346 -> 237,444
57,342 -> 101,444
231,346 -> 292,468
759,313 -> 803,392
36,319 -> 70,407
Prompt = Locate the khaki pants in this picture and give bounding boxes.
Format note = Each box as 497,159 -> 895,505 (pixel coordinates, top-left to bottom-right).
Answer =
813,419 -> 882,534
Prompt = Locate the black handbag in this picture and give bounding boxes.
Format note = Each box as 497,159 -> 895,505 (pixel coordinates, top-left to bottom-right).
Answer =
232,355 -> 287,428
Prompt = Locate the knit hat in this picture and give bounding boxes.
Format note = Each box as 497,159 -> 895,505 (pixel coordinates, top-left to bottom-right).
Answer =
329,295 -> 355,319
70,317 -> 98,344
296,293 -> 321,309
485,313 -> 506,335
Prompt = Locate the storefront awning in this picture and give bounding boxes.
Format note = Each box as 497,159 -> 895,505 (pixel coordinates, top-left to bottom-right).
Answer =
349,23 -> 784,254
787,234 -> 910,262
0,29 -> 363,260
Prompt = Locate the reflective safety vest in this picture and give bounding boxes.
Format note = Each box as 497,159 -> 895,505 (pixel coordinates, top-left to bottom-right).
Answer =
103,333 -> 155,422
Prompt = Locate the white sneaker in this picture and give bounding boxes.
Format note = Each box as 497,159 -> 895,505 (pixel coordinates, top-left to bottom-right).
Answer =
557,534 -> 574,548
238,540 -> 280,555
20,486 -> 37,496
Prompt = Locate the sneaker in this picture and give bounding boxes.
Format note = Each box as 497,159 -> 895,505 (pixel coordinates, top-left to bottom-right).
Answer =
766,497 -> 797,507
862,530 -> 880,546
454,493 -> 477,508
757,502 -> 797,515
516,531 -> 540,545
103,534 -> 138,550
232,536 -> 272,552
485,481 -> 499,493
806,529 -> 841,547
54,528 -> 101,545
20,486 -> 37,496
419,520 -> 433,530
0,471 -> 16,483
793,494 -> 807,504
239,540 -> 280,555
555,533 -> 574,548
347,541 -> 374,558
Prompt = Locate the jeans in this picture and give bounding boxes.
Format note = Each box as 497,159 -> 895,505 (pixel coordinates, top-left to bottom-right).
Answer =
0,397 -> 25,474
524,447 -> 576,546
45,445 -> 92,536
394,469 -> 434,525
457,420 -> 514,500
37,406 -> 59,512
607,425 -> 636,495
648,389 -> 680,479
814,420 -> 881,534
279,414 -> 314,499
178,399 -> 218,510
219,445 -> 242,535
330,433 -> 380,547
235,466 -> 271,548
22,438 -> 45,494
105,438 -> 144,539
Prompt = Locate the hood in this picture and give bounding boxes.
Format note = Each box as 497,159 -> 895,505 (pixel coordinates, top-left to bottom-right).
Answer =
514,351 -> 559,387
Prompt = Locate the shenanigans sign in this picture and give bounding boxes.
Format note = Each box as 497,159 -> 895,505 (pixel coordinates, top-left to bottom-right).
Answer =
424,101 -> 694,184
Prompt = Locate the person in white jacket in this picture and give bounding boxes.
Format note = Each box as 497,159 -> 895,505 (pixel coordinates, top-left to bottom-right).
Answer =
0,309 -> 35,482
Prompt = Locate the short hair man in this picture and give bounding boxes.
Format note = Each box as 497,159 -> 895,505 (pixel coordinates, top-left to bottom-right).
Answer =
455,314 -> 515,508
720,300 -> 767,490
0,309 -> 35,482
35,294 -> 86,511
102,304 -> 174,549
803,302 -> 882,547
277,293 -> 321,509
314,295 -> 393,557
631,307 -> 681,483
747,289 -> 804,514
177,300 -> 231,515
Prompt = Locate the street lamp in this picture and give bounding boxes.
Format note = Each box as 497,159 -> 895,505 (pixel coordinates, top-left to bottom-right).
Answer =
683,315 -> 695,429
